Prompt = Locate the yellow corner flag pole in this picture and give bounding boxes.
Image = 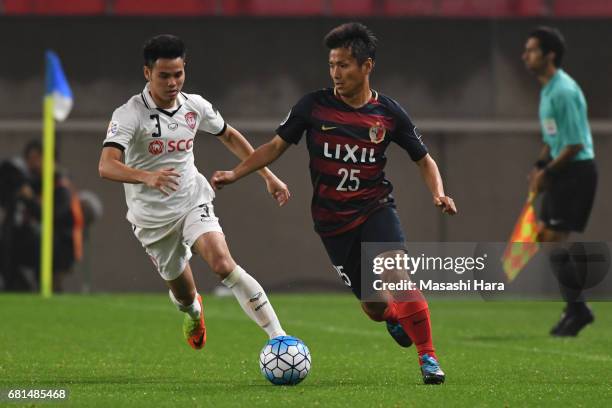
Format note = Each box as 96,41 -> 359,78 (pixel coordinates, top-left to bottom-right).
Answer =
41,95 -> 56,298
41,50 -> 72,297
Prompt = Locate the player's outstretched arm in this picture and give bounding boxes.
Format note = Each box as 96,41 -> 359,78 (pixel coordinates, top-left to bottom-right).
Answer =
211,135 -> 289,189
416,154 -> 457,215
217,125 -> 277,179
216,128 -> 291,206
98,146 -> 180,196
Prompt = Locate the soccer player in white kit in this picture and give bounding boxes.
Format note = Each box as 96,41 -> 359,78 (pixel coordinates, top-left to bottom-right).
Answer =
98,34 -> 289,349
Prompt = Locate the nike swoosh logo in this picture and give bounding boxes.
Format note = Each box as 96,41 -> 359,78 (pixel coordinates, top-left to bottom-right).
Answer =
249,292 -> 263,302
321,125 -> 337,131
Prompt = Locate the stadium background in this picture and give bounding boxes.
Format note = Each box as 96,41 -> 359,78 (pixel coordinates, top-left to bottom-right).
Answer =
0,0 -> 611,293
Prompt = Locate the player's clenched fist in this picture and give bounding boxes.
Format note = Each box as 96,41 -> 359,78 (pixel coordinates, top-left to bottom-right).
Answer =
210,170 -> 236,190
144,167 -> 181,196
434,196 -> 457,215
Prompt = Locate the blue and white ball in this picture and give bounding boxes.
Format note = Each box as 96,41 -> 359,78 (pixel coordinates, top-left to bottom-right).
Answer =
259,335 -> 311,385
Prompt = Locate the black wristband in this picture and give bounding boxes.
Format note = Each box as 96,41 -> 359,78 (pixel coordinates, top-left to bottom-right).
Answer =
534,159 -> 550,169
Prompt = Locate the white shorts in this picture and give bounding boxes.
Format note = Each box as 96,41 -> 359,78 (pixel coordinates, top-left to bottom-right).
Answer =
132,202 -> 223,281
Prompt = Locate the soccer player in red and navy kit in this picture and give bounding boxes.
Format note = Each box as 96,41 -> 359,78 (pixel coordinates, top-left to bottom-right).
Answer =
212,23 -> 457,384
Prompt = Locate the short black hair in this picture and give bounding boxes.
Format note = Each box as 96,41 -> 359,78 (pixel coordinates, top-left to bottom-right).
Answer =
23,139 -> 59,161
24,139 -> 42,157
324,22 -> 377,65
529,26 -> 565,67
143,34 -> 186,68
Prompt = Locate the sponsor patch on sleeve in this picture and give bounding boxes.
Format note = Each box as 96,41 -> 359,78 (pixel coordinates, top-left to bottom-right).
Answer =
107,121 -> 119,137
543,118 -> 558,136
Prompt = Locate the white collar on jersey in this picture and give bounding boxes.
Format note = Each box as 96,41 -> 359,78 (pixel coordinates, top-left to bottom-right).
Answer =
141,83 -> 187,110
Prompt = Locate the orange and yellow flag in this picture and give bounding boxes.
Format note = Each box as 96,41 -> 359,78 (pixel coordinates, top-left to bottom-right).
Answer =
501,192 -> 540,282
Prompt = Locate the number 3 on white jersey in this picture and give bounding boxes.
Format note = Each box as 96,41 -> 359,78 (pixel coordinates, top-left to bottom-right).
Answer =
337,168 -> 360,191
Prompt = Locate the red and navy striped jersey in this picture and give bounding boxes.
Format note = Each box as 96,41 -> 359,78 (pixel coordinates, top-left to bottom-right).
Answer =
276,88 -> 428,237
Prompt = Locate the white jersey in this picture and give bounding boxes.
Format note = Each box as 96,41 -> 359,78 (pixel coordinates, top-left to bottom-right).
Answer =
103,84 -> 226,228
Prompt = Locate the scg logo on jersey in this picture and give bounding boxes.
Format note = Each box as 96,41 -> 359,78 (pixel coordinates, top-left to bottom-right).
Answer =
168,138 -> 194,152
148,138 -> 194,155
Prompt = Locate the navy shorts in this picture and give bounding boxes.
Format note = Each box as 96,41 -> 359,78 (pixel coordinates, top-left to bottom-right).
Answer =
320,206 -> 406,299
540,160 -> 597,233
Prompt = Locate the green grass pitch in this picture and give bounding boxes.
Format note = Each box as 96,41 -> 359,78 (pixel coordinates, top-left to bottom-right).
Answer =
1,294 -> 611,407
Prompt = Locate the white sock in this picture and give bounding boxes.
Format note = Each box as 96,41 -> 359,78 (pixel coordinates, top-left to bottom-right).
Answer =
169,290 -> 201,320
222,265 -> 286,339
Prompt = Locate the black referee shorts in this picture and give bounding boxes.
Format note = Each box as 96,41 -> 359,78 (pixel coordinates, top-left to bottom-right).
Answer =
320,206 -> 406,299
540,159 -> 597,233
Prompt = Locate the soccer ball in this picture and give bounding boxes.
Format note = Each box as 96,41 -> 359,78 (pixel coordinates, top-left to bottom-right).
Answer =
259,335 -> 311,385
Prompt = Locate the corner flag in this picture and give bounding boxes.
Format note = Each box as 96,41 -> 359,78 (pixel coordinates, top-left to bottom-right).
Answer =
45,51 -> 73,121
41,51 -> 73,297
